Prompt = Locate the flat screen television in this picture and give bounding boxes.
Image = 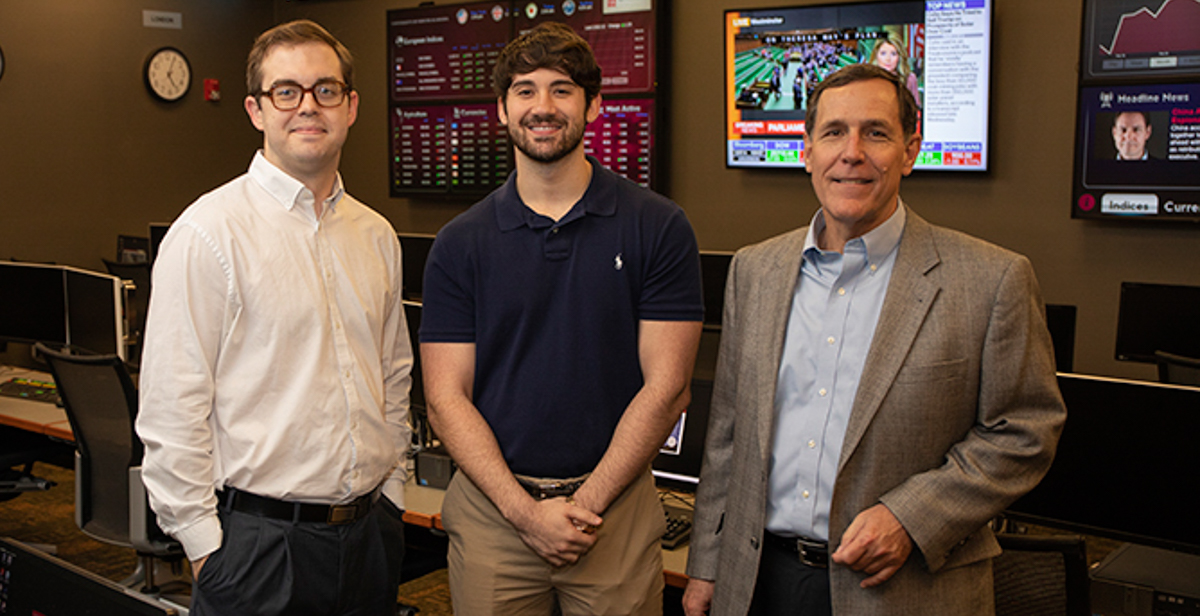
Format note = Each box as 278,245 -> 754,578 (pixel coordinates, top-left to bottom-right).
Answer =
1004,373 -> 1200,555
0,537 -> 180,615
1070,0 -> 1200,222
724,0 -> 993,171
387,0 -> 665,196
1114,281 -> 1200,363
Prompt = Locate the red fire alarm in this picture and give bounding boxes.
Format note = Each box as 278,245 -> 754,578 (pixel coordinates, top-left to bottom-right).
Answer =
204,78 -> 221,102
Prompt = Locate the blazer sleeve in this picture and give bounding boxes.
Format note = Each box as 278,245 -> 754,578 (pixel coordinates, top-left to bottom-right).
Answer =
878,255 -> 1066,572
685,251 -> 744,581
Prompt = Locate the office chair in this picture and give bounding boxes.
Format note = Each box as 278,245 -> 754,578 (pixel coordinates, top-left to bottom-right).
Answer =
33,343 -> 187,594
993,533 -> 1090,616
1154,350 -> 1200,386
102,259 -> 151,367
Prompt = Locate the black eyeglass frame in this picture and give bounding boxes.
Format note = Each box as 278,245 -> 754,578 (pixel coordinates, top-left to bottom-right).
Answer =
254,79 -> 351,111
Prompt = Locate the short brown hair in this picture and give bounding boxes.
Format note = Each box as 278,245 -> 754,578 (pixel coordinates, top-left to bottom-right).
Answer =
492,22 -> 602,105
246,20 -> 354,96
807,63 -> 918,138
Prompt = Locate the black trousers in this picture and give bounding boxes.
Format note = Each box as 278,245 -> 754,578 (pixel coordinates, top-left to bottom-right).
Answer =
191,498 -> 406,616
747,534 -> 833,616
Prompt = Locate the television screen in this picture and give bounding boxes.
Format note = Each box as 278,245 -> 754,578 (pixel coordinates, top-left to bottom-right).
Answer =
387,0 -> 664,197
1070,0 -> 1200,222
724,0 -> 993,171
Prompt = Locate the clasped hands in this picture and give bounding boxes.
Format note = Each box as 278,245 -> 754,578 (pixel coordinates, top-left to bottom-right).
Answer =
512,494 -> 604,567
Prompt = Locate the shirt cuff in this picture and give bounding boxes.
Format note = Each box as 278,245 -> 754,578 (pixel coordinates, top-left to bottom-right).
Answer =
173,512 -> 224,562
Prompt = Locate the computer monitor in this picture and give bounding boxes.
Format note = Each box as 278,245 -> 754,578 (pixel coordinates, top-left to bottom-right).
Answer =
0,261 -> 67,348
397,233 -> 436,302
1114,282 -> 1200,363
652,379 -> 713,491
0,261 -> 125,360
700,252 -> 733,331
148,222 -> 171,265
0,537 -> 180,615
1044,303 -> 1077,373
1004,373 -> 1200,555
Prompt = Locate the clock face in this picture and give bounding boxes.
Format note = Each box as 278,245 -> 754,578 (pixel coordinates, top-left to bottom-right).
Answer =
144,47 -> 190,102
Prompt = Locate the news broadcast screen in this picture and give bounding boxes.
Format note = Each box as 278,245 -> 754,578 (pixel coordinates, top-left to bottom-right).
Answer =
724,0 -> 993,171
1070,0 -> 1200,222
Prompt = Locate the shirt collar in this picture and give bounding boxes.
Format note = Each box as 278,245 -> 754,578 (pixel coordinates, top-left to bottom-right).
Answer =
248,150 -> 345,216
802,198 -> 907,265
495,156 -> 616,231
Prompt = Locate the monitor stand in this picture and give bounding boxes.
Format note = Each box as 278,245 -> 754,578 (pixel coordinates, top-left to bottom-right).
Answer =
1090,543 -> 1200,615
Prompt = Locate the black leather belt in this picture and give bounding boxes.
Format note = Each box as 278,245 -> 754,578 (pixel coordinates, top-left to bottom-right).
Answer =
217,487 -> 375,525
515,476 -> 586,500
765,531 -> 830,568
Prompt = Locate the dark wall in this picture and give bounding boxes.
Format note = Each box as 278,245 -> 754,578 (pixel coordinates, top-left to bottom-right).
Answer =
2,0 -> 1198,380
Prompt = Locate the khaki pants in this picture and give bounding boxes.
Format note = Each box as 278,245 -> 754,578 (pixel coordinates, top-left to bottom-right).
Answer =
442,470 -> 666,616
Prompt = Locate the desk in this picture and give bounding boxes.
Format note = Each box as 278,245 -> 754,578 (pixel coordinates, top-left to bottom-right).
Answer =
0,367 -> 72,442
401,476 -> 691,589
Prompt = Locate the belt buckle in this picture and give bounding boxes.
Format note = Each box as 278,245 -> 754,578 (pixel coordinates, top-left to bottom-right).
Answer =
327,503 -> 358,525
796,538 -> 828,569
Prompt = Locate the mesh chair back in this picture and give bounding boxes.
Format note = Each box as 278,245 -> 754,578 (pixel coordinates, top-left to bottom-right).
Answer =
993,534 -> 1090,616
1155,351 -> 1200,386
36,344 -> 140,547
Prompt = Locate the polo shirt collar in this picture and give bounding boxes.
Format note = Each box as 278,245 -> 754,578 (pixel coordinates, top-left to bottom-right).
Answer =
495,156 -> 616,231
248,150 -> 345,216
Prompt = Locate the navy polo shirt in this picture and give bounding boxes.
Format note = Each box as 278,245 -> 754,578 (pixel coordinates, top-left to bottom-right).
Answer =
420,160 -> 703,478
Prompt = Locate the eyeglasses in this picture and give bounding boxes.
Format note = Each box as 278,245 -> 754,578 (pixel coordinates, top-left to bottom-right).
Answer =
256,79 -> 350,110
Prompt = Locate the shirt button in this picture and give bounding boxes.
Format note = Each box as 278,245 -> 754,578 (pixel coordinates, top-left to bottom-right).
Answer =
819,388 -> 827,397
802,490 -> 811,499
807,440 -> 816,449
870,264 -> 878,272
838,287 -> 846,296
826,336 -> 835,345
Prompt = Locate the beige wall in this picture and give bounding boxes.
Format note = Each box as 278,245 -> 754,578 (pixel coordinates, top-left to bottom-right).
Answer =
2,0 -> 1198,380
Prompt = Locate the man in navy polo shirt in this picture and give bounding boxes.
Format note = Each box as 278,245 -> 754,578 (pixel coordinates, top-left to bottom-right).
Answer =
420,22 -> 704,616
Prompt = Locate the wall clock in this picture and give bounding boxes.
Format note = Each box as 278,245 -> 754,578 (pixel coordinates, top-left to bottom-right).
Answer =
144,47 -> 191,102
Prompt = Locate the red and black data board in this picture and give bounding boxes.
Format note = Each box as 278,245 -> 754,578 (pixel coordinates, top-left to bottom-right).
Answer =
387,0 -> 665,197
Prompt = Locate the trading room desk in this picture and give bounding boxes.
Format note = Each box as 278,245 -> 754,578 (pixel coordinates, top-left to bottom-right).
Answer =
401,477 -> 692,589
0,367 -> 73,442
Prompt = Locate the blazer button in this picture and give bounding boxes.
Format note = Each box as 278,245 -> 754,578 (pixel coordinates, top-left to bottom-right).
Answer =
750,537 -> 760,550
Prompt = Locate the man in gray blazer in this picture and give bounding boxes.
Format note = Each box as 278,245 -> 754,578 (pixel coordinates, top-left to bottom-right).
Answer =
682,64 -> 1066,616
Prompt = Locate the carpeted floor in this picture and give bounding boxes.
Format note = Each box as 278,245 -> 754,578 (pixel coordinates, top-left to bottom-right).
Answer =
0,462 -> 454,615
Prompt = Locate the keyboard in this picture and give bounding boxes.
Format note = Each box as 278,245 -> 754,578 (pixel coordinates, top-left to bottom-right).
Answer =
662,510 -> 692,549
0,378 -> 59,404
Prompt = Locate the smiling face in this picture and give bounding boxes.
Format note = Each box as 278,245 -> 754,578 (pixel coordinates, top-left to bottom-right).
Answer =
1112,111 -> 1152,160
804,78 -> 921,251
244,42 -> 358,184
872,41 -> 901,73
498,67 -> 600,165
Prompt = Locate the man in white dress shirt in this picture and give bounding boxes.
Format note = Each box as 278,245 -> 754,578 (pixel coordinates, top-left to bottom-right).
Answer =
136,20 -> 412,616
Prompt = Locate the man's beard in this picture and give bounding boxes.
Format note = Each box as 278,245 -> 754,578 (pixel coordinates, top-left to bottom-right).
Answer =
509,113 -> 587,164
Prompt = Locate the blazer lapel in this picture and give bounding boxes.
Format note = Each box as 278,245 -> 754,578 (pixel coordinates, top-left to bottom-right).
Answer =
752,229 -> 806,462
839,212 -> 942,472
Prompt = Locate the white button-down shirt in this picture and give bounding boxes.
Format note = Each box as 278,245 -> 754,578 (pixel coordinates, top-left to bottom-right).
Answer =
137,152 -> 412,561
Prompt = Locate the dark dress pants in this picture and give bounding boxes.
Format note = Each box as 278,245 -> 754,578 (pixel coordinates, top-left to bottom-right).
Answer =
747,535 -> 833,616
191,498 -> 406,616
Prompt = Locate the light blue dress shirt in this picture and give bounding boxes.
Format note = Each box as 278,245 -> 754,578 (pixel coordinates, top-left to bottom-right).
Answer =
764,203 -> 906,542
